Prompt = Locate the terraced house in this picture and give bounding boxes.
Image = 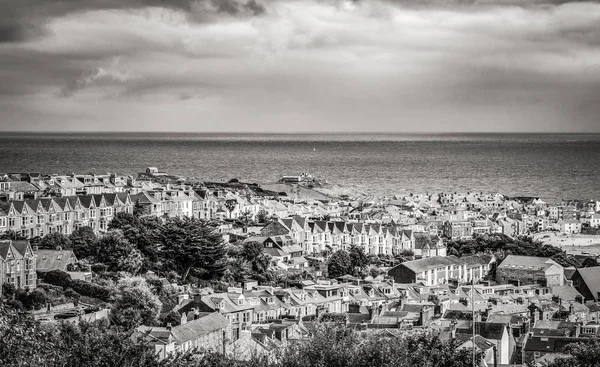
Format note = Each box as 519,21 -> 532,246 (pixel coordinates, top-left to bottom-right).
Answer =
0,194 -> 134,238
0,240 -> 37,296
261,217 -> 438,258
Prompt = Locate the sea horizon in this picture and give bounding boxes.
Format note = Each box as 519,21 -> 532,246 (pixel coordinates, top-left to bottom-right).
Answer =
0,131 -> 599,201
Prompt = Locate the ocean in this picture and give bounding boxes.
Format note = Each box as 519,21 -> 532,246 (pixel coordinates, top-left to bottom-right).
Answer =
0,132 -> 599,201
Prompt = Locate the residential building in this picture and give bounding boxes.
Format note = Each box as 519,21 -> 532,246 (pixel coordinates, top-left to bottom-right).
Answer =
134,312 -> 229,360
0,240 -> 37,295
496,256 -> 564,287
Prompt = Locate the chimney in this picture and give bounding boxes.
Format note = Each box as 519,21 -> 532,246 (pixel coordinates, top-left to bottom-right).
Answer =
180,312 -> 187,325
32,245 -> 38,253
166,323 -> 172,331
194,308 -> 200,320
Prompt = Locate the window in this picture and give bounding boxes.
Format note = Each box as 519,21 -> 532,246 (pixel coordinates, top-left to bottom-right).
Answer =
8,218 -> 15,227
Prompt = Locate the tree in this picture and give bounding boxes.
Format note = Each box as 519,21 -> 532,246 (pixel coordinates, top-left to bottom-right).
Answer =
94,231 -> 144,274
349,245 -> 369,271
582,258 -> 598,268
21,289 -> 48,310
256,209 -> 268,224
157,217 -> 227,281
0,230 -> 27,241
239,210 -> 253,230
109,214 -> 163,264
39,232 -> 72,250
0,305 -> 162,367
225,257 -> 251,283
547,340 -> 600,367
111,276 -> 162,329
327,250 -> 352,279
0,305 -> 59,366
69,226 -> 97,259
224,199 -> 237,218
277,324 -> 479,367
242,241 -> 271,276
56,320 -> 161,367
41,269 -> 72,288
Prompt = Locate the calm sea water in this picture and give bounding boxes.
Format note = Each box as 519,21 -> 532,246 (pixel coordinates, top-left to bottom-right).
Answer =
0,132 -> 598,201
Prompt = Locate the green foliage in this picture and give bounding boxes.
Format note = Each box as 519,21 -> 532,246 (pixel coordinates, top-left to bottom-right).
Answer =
277,324 -> 480,367
111,276 -> 162,329
41,269 -> 72,288
0,306 -> 59,366
0,306 -> 483,367
94,231 -> 144,274
2,283 -> 16,299
39,232 -> 72,250
69,226 -> 98,259
224,199 -> 237,215
70,279 -> 113,302
447,234 -> 561,259
582,258 -> 598,268
349,245 -> 369,271
546,340 -> 600,367
0,305 -> 161,367
109,213 -> 163,263
225,257 -> 251,283
157,217 -> 227,281
0,230 -> 28,241
328,250 -> 352,278
21,289 -> 48,310
241,241 -> 271,276
257,209 -> 269,224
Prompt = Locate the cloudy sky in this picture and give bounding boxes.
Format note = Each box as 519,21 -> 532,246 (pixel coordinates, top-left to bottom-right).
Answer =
1,0 -> 599,132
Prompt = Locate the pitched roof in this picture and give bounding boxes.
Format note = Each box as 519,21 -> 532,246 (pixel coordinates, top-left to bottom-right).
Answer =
36,249 -> 77,272
0,240 -> 13,259
260,221 -> 290,236
498,255 -> 558,271
524,336 -> 588,352
575,266 -> 600,299
392,256 -> 454,273
171,313 -> 229,344
413,233 -> 442,249
11,240 -> 31,257
457,322 -> 506,341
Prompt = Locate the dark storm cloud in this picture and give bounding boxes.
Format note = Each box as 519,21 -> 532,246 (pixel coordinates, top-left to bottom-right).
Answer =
0,0 -> 266,43
0,0 -> 599,132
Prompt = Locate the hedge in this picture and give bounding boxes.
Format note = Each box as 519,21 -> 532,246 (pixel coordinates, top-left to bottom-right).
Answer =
37,269 -> 113,302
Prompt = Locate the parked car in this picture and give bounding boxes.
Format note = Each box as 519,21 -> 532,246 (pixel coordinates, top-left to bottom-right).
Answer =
54,312 -> 79,320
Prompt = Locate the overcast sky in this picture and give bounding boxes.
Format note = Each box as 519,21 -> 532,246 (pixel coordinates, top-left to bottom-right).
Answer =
1,0 -> 599,133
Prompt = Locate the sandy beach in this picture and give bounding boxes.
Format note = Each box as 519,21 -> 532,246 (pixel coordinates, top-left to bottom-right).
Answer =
534,232 -> 600,255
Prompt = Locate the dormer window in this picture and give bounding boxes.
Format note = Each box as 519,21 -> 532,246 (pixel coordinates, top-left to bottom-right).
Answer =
238,298 -> 244,306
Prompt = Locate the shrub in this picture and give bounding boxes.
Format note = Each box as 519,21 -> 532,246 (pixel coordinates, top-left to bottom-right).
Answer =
70,280 -> 113,302
6,299 -> 24,310
22,289 -> 48,310
40,270 -> 72,289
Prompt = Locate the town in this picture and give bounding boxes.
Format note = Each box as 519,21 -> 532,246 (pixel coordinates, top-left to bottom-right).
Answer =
2,167 -> 600,367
